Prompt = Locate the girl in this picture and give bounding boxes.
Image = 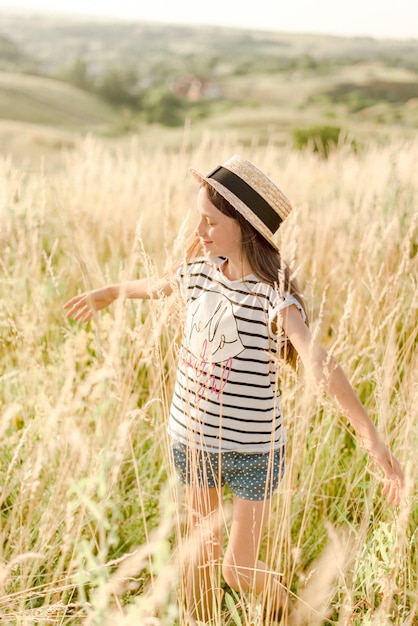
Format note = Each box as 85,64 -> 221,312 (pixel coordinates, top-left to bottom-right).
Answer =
64,155 -> 404,623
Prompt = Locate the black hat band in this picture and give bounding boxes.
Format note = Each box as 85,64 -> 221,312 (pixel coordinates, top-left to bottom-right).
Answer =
207,165 -> 282,234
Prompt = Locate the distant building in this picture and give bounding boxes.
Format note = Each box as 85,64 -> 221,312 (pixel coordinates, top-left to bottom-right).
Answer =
173,75 -> 221,102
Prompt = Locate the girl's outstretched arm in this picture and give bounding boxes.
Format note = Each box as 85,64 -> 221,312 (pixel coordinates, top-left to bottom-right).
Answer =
64,277 -> 173,323
280,304 -> 405,506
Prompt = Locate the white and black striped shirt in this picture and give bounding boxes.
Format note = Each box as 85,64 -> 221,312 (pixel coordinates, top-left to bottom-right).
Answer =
168,257 -> 305,453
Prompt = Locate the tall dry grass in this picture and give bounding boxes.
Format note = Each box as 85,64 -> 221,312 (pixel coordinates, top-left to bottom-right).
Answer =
0,134 -> 416,625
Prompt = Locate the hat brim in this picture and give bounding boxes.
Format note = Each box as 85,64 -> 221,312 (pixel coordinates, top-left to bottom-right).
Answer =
190,167 -> 281,253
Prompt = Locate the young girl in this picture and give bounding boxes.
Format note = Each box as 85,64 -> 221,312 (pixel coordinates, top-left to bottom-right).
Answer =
64,155 -> 404,623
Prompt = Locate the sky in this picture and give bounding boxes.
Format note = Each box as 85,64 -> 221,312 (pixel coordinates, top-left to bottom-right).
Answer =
0,0 -> 417,40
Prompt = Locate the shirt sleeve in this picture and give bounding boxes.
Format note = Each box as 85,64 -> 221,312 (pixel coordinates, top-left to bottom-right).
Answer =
269,292 -> 306,332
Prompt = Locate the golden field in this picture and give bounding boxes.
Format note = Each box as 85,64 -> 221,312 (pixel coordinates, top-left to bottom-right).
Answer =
0,133 -> 417,624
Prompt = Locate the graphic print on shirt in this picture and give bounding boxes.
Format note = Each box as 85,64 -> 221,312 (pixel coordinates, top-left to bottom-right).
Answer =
180,289 -> 245,402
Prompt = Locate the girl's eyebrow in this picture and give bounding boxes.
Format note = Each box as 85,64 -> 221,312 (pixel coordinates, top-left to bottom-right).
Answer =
199,211 -> 216,220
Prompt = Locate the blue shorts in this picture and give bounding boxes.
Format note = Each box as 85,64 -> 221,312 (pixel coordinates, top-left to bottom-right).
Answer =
171,441 -> 285,501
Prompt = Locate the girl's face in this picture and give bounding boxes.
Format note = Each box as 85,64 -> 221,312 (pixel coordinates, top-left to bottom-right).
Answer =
195,187 -> 242,259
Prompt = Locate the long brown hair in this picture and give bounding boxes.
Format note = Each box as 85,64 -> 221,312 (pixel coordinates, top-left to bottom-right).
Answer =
186,182 -> 308,367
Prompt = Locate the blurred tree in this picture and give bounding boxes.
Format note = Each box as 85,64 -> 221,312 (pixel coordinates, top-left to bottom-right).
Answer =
142,87 -> 186,126
96,66 -> 142,108
292,125 -> 343,157
62,58 -> 92,91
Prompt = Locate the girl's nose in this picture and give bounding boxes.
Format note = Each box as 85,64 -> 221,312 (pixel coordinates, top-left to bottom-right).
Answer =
195,219 -> 205,238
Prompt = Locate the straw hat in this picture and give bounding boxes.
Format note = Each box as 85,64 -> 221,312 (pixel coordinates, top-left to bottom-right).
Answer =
190,154 -> 292,252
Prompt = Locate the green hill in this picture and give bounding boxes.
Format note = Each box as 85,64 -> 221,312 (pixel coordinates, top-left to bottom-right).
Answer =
0,11 -> 417,166
1,12 -> 417,73
0,71 -> 115,128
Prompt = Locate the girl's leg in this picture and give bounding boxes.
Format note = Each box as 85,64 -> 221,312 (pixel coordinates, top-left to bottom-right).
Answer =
222,496 -> 287,617
183,485 -> 223,623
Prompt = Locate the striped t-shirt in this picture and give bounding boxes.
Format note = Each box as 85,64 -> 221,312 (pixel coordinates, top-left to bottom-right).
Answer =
168,256 -> 305,453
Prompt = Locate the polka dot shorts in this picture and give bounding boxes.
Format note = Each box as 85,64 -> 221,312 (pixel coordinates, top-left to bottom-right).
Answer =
171,441 -> 285,501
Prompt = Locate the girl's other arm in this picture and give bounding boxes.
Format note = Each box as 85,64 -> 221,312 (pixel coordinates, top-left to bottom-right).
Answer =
64,277 -> 173,323
281,304 -> 405,505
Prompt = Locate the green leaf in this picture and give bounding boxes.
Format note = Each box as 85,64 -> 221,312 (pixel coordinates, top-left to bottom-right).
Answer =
225,591 -> 242,626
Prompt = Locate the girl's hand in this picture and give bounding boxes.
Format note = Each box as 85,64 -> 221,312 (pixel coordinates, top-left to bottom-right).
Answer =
64,286 -> 117,323
362,433 -> 404,506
